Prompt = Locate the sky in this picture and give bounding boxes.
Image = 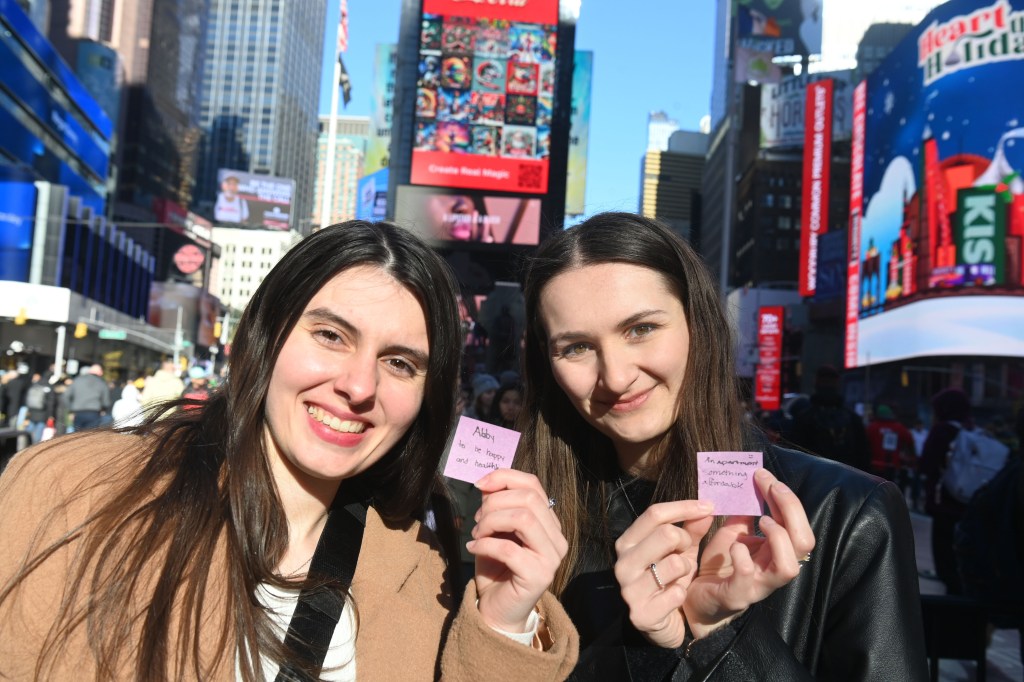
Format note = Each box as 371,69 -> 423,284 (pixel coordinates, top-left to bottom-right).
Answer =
317,0 -> 718,219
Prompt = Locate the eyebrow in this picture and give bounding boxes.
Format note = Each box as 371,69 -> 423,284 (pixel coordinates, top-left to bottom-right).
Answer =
303,307 -> 430,367
547,308 -> 668,346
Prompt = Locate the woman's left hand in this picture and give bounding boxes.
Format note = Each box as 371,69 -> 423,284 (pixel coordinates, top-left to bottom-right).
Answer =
467,469 -> 568,633
682,468 -> 815,639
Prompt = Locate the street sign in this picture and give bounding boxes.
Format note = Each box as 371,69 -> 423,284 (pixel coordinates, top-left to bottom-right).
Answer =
98,329 -> 127,340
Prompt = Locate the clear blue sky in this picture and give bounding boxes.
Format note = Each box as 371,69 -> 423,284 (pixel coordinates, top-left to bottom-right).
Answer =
318,1 -> 716,218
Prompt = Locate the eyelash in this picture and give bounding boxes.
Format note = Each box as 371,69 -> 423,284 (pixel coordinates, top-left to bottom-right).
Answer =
555,323 -> 659,359
314,327 -> 420,377
385,357 -> 418,377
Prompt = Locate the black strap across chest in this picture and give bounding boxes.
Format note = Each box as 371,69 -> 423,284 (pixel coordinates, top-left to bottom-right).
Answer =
273,491 -> 369,682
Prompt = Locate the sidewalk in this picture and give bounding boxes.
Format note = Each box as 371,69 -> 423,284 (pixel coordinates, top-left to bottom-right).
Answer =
912,511 -> 1022,681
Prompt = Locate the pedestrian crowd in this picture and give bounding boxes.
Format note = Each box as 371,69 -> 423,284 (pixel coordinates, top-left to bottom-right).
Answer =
0,215 -> 1019,680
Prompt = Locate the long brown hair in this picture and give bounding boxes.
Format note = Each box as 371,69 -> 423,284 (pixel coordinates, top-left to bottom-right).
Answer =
517,212 -> 744,595
0,221 -> 462,680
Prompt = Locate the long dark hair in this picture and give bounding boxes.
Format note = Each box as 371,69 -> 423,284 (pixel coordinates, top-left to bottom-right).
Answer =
517,212 -> 744,594
0,221 -> 462,680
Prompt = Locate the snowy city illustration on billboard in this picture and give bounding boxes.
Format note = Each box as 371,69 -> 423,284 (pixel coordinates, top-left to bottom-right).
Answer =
848,0 -> 1024,366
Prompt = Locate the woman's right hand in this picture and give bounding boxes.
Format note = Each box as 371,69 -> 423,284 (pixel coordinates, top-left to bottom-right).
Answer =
612,500 -> 716,648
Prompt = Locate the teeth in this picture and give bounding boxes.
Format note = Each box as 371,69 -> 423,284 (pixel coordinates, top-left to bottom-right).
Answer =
306,405 -> 367,434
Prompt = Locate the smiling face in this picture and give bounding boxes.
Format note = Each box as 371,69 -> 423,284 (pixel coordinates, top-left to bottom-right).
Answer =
538,262 -> 690,471
264,265 -> 430,495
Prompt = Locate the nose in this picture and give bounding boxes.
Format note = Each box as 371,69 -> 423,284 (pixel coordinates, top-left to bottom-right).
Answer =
333,352 -> 377,407
596,346 -> 638,396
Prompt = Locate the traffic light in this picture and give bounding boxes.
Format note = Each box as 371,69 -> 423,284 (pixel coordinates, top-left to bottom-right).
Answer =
14,308 -> 27,325
74,322 -> 88,338
213,321 -> 222,339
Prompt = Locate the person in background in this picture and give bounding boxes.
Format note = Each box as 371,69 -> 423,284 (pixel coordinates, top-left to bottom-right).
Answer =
64,364 -> 111,432
787,366 -> 871,472
485,383 -> 524,430
111,383 -> 144,429
516,212 -> 926,680
865,405 -> 915,484
141,360 -> 185,416
182,367 -> 211,408
909,419 -> 929,512
0,221 -> 577,680
22,373 -> 56,444
466,372 -> 499,420
920,387 -> 973,595
2,367 -> 29,429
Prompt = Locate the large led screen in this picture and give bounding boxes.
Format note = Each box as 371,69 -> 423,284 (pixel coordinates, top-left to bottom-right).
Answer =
845,0 -> 1024,368
394,185 -> 541,246
410,0 -> 558,194
214,169 -> 295,230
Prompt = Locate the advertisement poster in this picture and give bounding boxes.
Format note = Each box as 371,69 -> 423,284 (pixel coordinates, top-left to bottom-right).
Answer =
754,305 -> 784,410
356,168 -> 389,221
394,185 -> 541,246
760,70 -> 853,149
0,181 -> 37,282
411,0 -> 558,194
364,43 -> 397,177
734,0 -> 823,57
213,169 -> 295,230
799,79 -> 833,297
565,50 -> 593,217
846,0 -> 1024,367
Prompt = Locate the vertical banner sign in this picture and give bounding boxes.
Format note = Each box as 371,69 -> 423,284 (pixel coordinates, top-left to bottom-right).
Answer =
799,78 -> 834,297
845,80 -> 867,369
754,305 -> 784,410
565,50 -> 593,217
364,44 -> 397,177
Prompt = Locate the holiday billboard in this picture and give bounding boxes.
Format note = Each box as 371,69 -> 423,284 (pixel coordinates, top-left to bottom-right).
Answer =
410,0 -> 559,194
846,0 -> 1024,368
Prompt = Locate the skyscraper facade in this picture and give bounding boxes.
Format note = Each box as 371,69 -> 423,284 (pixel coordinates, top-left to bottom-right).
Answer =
193,0 -> 327,236
312,115 -> 369,228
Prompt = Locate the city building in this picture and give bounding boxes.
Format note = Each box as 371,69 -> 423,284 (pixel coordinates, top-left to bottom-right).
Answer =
192,0 -> 327,236
48,0 -> 209,223
645,111 -> 678,153
208,227 -> 298,313
640,130 -> 707,243
0,0 -> 173,379
312,115 -> 369,229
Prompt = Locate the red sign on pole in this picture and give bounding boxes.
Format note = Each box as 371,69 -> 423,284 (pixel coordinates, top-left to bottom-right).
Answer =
799,79 -> 834,297
754,305 -> 784,410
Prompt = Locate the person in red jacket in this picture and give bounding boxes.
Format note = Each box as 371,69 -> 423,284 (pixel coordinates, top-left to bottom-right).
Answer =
866,405 -> 915,484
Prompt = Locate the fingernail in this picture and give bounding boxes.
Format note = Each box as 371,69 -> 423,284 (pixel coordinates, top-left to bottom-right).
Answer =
466,540 -> 476,551
760,515 -> 777,527
698,500 -> 714,512
474,475 -> 489,489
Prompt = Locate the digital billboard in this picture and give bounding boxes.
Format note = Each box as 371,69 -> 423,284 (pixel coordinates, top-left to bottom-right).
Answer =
394,185 -> 541,246
214,169 -> 295,230
754,306 -> 784,410
735,0 -> 823,57
759,71 -> 853,149
846,0 -> 1024,368
799,79 -> 833,297
364,43 -> 397,177
410,0 -> 559,194
356,168 -> 389,221
565,50 -> 592,217
0,182 -> 37,282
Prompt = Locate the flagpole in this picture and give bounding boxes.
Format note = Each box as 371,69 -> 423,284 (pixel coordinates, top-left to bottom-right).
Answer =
320,58 -> 341,230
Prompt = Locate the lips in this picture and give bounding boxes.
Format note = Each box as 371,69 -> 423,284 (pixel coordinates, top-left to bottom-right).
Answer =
607,388 -> 652,413
306,404 -> 368,434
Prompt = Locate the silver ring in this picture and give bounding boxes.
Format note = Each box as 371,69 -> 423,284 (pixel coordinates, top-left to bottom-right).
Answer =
649,562 -> 665,590
798,552 -> 812,565
547,497 -> 556,509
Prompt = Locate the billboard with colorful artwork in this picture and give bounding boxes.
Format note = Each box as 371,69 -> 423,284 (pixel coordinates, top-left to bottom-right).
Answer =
411,0 -> 558,194
846,0 -> 1024,368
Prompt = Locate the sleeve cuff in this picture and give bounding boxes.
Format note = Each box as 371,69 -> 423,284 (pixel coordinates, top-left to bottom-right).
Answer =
486,606 -> 541,646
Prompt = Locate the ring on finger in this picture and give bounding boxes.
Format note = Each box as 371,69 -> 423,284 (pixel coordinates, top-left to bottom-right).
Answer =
648,562 -> 665,590
797,552 -> 812,565
547,497 -> 556,509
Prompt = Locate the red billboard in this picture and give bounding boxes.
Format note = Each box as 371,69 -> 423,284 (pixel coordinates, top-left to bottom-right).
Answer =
754,305 -> 784,410
799,78 -> 833,297
412,0 -> 558,194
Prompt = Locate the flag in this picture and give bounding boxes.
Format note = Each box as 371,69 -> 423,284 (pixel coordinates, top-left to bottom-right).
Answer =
337,0 -> 349,54
338,54 -> 352,107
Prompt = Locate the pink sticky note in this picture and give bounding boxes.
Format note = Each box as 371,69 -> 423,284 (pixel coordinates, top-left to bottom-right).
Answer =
697,451 -> 765,516
442,416 -> 521,484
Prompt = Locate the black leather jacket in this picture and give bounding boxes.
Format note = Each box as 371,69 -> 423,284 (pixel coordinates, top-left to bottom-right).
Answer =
564,445 -> 929,680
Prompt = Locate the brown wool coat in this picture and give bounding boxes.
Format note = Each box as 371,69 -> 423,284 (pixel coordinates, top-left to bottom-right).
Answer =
0,432 -> 578,680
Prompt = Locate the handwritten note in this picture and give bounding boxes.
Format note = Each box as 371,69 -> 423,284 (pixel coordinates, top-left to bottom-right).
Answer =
442,416 -> 521,484
697,451 -> 764,516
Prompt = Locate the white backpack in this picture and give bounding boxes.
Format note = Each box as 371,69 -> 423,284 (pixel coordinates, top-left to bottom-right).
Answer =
942,422 -> 1010,504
